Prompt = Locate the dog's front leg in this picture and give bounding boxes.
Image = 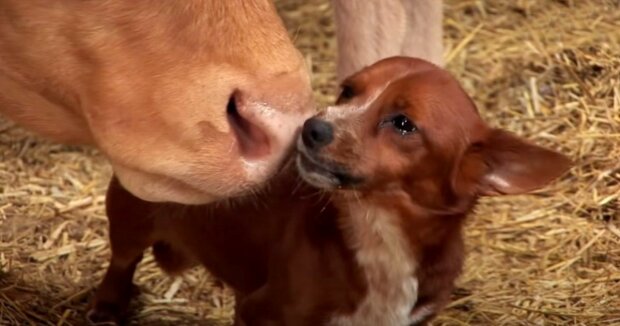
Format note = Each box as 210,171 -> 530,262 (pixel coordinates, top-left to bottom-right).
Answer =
236,286 -> 281,326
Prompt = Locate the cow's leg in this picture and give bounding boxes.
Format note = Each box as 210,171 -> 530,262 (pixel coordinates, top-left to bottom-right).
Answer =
87,177 -> 155,324
331,0 -> 444,81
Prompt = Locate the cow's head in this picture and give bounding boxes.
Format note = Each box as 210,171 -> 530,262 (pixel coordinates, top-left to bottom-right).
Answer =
80,1 -> 314,204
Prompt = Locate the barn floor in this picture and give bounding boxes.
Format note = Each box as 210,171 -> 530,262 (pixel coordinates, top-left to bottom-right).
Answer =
1,0 -> 620,325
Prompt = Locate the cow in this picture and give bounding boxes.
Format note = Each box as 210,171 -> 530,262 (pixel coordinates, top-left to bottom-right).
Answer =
0,0 -> 443,204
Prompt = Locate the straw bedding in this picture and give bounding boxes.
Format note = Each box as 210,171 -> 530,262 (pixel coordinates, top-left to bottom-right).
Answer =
1,0 -> 619,325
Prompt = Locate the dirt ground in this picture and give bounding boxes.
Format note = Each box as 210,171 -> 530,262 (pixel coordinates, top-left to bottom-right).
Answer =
1,0 -> 619,325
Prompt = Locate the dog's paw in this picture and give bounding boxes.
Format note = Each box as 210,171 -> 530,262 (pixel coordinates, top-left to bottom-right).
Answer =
86,301 -> 126,325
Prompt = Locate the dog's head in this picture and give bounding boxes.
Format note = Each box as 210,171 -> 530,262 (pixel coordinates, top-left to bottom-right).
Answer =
296,57 -> 571,211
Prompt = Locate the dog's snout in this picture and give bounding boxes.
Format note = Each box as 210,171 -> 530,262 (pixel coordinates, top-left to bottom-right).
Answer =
302,118 -> 334,150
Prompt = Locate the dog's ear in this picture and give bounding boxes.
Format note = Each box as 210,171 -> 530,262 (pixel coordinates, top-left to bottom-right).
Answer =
469,129 -> 572,196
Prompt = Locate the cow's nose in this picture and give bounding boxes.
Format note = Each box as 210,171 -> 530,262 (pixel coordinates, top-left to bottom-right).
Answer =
302,117 -> 334,150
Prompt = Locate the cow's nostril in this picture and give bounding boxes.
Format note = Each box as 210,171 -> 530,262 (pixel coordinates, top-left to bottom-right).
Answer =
226,94 -> 237,116
302,117 -> 334,150
226,91 -> 271,158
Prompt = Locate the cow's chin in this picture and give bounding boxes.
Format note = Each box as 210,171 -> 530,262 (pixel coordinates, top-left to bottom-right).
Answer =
110,155 -> 286,205
110,165 -> 216,204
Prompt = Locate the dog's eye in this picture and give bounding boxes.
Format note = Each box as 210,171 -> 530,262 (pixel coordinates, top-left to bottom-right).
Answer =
337,85 -> 355,103
390,114 -> 417,135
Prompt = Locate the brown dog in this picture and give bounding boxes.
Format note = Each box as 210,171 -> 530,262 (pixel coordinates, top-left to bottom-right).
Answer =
90,57 -> 571,325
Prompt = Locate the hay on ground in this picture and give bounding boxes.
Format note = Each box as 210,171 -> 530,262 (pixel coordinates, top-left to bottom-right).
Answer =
1,0 -> 619,325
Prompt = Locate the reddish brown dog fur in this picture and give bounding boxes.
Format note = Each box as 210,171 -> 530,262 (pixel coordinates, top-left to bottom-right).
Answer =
90,57 -> 571,325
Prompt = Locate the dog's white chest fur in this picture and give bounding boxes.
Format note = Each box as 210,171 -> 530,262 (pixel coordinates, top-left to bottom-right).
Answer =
329,204 -> 419,326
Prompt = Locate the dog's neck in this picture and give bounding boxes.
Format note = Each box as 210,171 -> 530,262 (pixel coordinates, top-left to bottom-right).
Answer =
335,190 -> 467,252
326,190 -> 466,325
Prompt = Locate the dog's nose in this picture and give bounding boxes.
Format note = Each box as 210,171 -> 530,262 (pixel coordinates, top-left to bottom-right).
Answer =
302,117 -> 334,150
